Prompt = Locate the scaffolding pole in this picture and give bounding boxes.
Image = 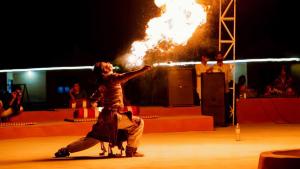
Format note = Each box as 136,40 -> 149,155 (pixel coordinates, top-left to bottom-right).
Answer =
219,0 -> 236,126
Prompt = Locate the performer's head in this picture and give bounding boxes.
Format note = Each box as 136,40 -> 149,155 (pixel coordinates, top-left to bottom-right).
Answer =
93,62 -> 114,76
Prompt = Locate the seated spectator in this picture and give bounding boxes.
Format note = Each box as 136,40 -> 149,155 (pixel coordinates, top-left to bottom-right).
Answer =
273,65 -> 296,97
0,85 -> 24,122
237,75 -> 247,98
264,65 -> 296,97
69,83 -> 88,108
69,83 -> 87,101
236,75 -> 257,98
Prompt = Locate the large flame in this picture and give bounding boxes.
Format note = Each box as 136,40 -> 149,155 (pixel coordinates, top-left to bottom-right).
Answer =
126,0 -> 207,67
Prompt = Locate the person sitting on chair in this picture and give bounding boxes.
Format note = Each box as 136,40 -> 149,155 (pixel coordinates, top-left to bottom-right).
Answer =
69,82 -> 87,101
0,85 -> 24,122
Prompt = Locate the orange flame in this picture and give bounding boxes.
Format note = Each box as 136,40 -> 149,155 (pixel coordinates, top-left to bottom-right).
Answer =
126,0 -> 207,67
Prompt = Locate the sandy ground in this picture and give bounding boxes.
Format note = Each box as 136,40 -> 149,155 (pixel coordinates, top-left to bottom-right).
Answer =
0,123 -> 299,169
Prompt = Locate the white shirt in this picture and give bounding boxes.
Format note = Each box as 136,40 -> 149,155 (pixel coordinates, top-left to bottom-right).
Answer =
195,63 -> 210,99
210,63 -> 233,93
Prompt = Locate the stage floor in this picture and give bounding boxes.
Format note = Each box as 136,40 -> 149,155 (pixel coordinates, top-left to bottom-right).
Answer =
1,123 -> 300,169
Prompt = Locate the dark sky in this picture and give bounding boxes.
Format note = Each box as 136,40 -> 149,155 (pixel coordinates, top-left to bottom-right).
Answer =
1,0 -> 299,69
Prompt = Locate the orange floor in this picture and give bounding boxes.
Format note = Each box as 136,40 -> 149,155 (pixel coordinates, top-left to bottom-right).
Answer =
0,106 -> 213,139
1,123 -> 300,169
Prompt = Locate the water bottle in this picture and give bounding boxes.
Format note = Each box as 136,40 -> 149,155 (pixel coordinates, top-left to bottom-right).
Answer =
235,123 -> 241,141
243,92 -> 247,99
239,94 -> 243,99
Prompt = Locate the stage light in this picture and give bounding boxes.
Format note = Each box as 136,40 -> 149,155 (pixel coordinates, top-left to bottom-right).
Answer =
26,71 -> 33,78
64,86 -> 70,93
153,58 -> 300,67
0,58 -> 299,73
0,66 -> 121,73
57,86 -> 64,94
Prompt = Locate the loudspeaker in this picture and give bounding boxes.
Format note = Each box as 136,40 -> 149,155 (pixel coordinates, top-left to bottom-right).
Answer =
126,67 -> 194,106
201,72 -> 225,126
167,68 -> 194,106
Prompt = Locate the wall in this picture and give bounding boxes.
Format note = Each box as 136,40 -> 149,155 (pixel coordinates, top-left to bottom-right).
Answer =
291,63 -> 300,93
234,63 -> 247,85
12,71 -> 46,102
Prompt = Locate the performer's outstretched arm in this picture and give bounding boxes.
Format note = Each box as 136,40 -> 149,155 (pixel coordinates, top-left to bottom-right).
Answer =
116,65 -> 151,83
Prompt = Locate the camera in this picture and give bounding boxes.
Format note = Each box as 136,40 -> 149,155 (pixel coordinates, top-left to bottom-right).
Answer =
17,92 -> 22,96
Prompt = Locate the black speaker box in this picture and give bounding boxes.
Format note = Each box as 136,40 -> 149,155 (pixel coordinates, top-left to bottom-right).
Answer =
167,67 -> 194,106
201,72 -> 225,126
124,67 -> 194,107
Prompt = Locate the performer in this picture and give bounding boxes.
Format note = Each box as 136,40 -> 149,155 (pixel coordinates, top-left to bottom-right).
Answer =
55,61 -> 151,157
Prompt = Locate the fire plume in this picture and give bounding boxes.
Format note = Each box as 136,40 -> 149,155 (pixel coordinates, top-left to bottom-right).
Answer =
126,0 -> 207,67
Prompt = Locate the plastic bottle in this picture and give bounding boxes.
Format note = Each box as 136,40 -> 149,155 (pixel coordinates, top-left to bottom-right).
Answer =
243,92 -> 247,99
239,94 -> 243,99
235,123 -> 241,141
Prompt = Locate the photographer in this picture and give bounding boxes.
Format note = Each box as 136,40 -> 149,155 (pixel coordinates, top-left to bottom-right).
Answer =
0,85 -> 24,122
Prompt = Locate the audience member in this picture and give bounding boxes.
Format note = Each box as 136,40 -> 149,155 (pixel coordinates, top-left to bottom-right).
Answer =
236,75 -> 258,99
0,85 -> 24,122
236,75 -> 247,99
195,55 -> 210,104
69,83 -> 87,101
264,65 -> 296,97
273,65 -> 295,96
207,52 -> 233,93
207,52 -> 233,126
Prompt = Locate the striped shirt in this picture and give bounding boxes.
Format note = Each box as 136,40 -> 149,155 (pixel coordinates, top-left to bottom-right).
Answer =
102,73 -> 125,109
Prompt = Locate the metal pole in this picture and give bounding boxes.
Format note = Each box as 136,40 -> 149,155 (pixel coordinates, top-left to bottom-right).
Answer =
219,0 -> 237,126
232,0 -> 236,126
219,0 -> 222,52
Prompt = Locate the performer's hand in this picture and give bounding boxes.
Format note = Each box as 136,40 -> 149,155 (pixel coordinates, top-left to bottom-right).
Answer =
142,65 -> 152,71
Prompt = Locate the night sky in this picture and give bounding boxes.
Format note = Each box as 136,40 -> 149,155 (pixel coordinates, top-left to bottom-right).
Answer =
1,0 -> 299,69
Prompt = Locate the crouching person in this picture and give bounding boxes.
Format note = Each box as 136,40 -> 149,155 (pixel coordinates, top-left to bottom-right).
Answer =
55,61 -> 151,157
